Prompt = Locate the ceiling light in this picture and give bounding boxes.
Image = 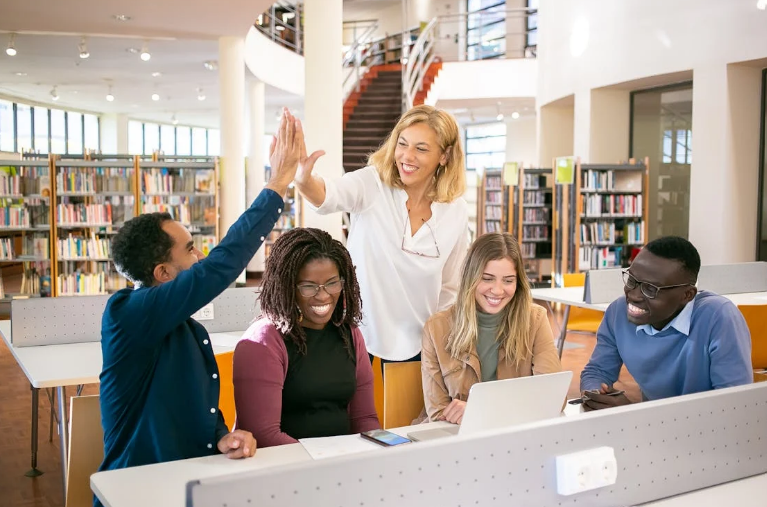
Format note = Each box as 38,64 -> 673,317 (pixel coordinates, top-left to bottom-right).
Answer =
151,93 -> 160,101
203,60 -> 218,71
78,36 -> 90,59
197,88 -> 206,101
50,86 -> 59,101
172,114 -> 178,125
112,14 -> 132,21
151,71 -> 162,77
6,33 -> 17,56
758,0 -> 767,9
106,85 -> 114,102
496,113 -> 504,121
511,111 -> 520,120
140,43 -> 151,61
275,25 -> 285,31
15,72 -> 27,76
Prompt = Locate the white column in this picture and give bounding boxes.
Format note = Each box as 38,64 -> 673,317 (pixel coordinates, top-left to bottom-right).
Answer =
218,36 -> 246,282
247,80 -> 267,273
100,114 -> 129,154
688,63 -> 761,264
302,0 -> 344,240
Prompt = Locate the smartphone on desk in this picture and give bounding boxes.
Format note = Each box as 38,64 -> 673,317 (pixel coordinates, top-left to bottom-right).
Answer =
360,429 -> 412,447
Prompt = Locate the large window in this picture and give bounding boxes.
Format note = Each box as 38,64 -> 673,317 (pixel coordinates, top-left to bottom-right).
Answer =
526,0 -> 538,55
128,121 -> 219,157
465,122 -> 507,172
0,98 -> 99,155
467,0 -> 506,61
630,82 -> 693,241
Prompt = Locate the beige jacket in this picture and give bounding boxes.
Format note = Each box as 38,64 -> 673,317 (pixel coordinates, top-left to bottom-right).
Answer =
421,303 -> 562,422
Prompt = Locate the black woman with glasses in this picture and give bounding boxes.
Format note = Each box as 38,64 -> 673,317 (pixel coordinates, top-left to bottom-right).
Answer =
233,228 -> 379,447
291,105 -> 469,366
580,236 -> 752,411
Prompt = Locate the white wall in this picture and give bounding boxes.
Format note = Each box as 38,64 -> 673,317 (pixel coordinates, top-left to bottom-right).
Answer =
428,58 -> 537,103
245,27 -> 304,96
537,101 -> 574,167
99,114 -> 128,154
536,0 -> 767,263
505,116 -> 537,166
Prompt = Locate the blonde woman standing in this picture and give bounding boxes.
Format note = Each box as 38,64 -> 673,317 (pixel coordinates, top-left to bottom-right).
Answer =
293,105 -> 469,365
421,233 -> 562,423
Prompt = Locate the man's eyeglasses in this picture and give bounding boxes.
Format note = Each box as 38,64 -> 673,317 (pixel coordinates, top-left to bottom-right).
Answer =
401,216 -> 441,258
621,269 -> 695,299
296,278 -> 345,298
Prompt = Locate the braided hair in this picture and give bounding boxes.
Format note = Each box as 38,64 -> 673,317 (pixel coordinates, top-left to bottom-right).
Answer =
259,227 -> 363,355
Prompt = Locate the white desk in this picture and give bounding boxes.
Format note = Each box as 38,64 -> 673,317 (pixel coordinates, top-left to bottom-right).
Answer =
531,287 -> 767,356
0,321 -> 247,496
640,473 -> 767,506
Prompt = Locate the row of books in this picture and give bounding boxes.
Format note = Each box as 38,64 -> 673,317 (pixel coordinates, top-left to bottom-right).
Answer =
485,190 -> 503,204
578,246 -> 624,271
57,203 -> 113,225
485,175 -> 502,189
521,225 -> 550,241
483,220 -> 503,233
523,208 -> 549,222
57,234 -> 111,259
0,166 -> 50,195
0,238 -> 14,260
57,167 -> 134,194
582,194 -> 643,217
0,206 -> 32,228
141,202 -> 214,226
24,234 -> 50,259
522,243 -> 537,259
523,174 -> 545,189
485,205 -> 503,219
523,190 -> 548,205
581,169 -> 643,193
142,169 -> 215,195
56,267 -> 128,296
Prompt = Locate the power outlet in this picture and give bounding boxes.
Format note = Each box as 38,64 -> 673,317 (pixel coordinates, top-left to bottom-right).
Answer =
556,446 -> 617,496
192,303 -> 215,321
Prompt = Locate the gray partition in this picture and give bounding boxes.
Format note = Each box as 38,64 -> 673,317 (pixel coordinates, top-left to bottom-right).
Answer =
698,262 -> 767,295
584,268 -> 623,304
187,383 -> 767,507
10,287 -> 261,347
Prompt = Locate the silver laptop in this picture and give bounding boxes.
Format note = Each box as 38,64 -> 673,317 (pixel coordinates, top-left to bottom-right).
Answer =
408,371 -> 573,441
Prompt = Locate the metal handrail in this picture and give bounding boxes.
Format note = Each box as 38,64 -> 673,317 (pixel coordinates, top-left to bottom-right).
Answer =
402,18 -> 438,112
342,21 -> 379,94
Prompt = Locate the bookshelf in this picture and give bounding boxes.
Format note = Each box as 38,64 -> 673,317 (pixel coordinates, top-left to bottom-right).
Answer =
0,158 -> 53,302
52,159 -> 136,296
362,28 -> 420,66
138,160 -> 220,257
517,167 -> 553,286
552,158 -> 649,285
477,169 -> 509,235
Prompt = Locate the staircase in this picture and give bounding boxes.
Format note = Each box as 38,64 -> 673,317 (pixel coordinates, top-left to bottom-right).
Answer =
342,65 -> 402,173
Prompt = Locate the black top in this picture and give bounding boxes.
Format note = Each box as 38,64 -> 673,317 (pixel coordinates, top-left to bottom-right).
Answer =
281,325 -> 357,439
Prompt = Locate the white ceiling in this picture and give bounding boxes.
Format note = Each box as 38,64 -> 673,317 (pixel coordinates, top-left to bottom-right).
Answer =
438,97 -> 537,125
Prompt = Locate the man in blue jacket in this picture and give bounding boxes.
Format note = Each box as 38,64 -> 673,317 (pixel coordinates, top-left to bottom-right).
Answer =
95,110 -> 303,502
581,236 -> 752,410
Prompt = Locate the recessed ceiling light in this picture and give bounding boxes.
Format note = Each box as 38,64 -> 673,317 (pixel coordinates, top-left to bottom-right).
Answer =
151,72 -> 162,77
112,14 -> 132,21
151,93 -> 160,101
511,111 -> 520,120
203,60 -> 218,71
15,72 -> 27,76
197,88 -> 206,101
106,84 -> 114,102
6,33 -> 17,56
78,37 -> 89,59
140,43 -> 151,61
758,0 -> 767,9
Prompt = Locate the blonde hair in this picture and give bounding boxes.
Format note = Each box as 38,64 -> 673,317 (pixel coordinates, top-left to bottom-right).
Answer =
368,104 -> 466,203
446,233 -> 533,367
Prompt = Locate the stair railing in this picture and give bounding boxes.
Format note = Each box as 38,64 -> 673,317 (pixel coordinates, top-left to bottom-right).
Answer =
402,18 -> 438,112
342,20 -> 379,96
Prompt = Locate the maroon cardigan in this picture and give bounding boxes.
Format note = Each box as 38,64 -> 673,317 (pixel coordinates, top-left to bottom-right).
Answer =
232,318 -> 380,448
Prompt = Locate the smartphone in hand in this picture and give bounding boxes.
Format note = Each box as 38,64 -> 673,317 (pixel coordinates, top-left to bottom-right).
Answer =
360,429 -> 412,447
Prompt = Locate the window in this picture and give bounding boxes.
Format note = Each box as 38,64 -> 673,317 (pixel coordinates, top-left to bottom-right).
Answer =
191,127 -> 207,156
144,123 -> 160,155
16,104 -> 32,152
50,109 -> 66,154
160,124 -> 176,155
34,107 -> 49,153
0,100 -> 15,152
526,0 -> 538,54
84,114 -> 99,153
465,122 -> 507,172
176,126 -> 191,155
128,121 -> 143,155
67,112 -> 83,154
466,1 -> 506,61
208,129 -> 220,156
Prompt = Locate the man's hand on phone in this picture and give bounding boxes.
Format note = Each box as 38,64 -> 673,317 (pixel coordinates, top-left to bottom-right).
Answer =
582,383 -> 631,411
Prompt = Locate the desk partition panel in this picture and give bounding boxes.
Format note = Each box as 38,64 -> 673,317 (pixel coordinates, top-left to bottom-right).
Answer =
187,383 -> 767,507
10,287 -> 260,347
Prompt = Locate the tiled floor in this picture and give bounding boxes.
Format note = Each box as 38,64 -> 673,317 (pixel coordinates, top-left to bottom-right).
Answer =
0,309 -> 639,507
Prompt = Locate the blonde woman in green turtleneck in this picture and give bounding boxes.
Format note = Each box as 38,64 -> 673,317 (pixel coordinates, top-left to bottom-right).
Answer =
421,232 -> 562,423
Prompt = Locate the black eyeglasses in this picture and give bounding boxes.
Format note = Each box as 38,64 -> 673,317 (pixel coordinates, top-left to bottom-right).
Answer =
401,215 -> 441,258
296,278 -> 345,298
621,269 -> 695,299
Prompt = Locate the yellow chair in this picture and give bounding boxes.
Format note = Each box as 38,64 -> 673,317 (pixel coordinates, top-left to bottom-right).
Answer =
372,356 -> 384,427
736,305 -> 767,383
562,273 -> 603,334
383,361 -> 424,429
214,351 -> 236,431
66,395 -> 103,507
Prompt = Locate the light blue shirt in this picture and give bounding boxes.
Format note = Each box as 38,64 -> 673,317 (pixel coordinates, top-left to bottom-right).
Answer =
636,299 -> 694,336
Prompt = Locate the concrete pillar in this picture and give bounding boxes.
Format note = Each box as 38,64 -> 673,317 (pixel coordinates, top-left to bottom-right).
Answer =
247,80 -> 267,272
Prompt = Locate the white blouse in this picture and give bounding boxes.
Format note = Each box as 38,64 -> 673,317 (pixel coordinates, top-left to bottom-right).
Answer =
315,166 -> 469,360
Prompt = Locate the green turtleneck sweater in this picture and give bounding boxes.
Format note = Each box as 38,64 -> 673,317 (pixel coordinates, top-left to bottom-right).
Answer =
476,310 -> 504,382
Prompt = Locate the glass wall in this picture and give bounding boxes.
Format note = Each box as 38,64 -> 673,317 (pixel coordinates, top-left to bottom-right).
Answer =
757,69 -> 767,260
630,83 -> 693,240
0,98 -> 98,154
467,0 -> 506,61
128,120 -> 219,157
465,122 -> 507,172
